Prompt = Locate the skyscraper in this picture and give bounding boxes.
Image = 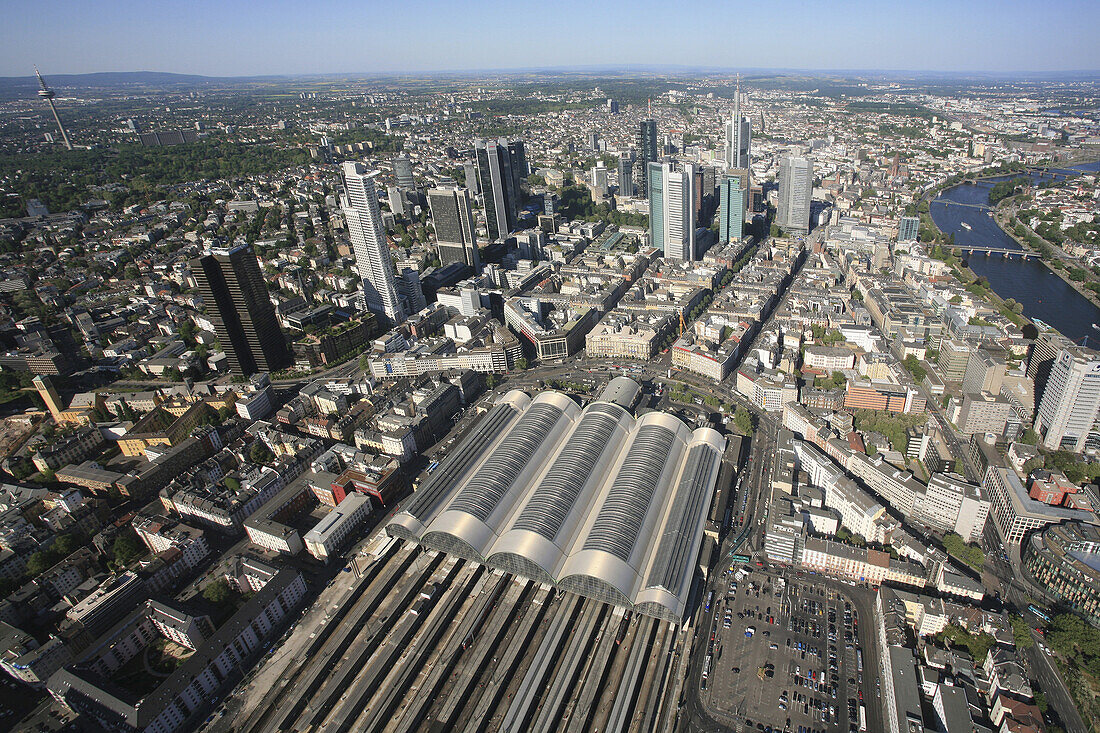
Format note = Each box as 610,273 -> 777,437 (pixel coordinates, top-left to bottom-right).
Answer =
341,161 -> 405,324
718,174 -> 748,244
898,216 -> 920,243
633,119 -> 658,197
777,156 -> 813,235
397,267 -> 427,315
1035,346 -> 1100,452
387,185 -> 406,218
463,161 -> 480,195
428,187 -> 481,272
648,161 -> 696,261
192,244 -> 290,376
724,76 -> 751,169
33,375 -> 64,423
393,155 -> 415,189
475,138 -> 525,241
618,151 -> 636,198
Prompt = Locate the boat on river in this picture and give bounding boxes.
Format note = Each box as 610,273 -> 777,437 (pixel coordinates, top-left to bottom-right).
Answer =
960,222 -> 972,231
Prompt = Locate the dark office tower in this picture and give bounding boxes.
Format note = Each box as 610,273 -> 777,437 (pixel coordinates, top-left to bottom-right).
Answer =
475,138 -> 522,241
192,245 -> 290,377
428,187 -> 481,272
633,119 -> 658,196
507,140 -> 528,192
393,155 -> 415,189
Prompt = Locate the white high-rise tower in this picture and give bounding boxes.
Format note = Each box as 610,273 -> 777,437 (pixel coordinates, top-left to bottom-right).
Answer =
341,162 -> 404,324
1036,346 -> 1100,452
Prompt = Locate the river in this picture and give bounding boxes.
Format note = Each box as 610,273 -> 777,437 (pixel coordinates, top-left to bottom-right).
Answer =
929,161 -> 1100,344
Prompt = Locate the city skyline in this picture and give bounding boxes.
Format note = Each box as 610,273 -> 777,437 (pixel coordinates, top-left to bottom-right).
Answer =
3,0 -> 1100,78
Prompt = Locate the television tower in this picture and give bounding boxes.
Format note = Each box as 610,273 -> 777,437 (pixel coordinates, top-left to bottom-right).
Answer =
34,66 -> 72,150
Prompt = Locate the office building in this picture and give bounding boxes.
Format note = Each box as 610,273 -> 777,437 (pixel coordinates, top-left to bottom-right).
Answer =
718,173 -> 747,244
962,350 -> 1005,396
397,266 -> 427,315
475,138 -> 525,241
1023,521 -> 1100,626
192,244 -> 290,376
984,466 -> 1095,544
632,119 -> 658,197
33,375 -> 65,423
341,162 -> 405,324
724,77 -> 751,169
427,187 -> 480,272
463,160 -> 480,195
617,151 -> 636,197
393,155 -> 415,189
777,156 -> 813,235
898,215 -> 920,243
387,184 -> 406,217
1035,346 -> 1100,452
648,161 -> 696,261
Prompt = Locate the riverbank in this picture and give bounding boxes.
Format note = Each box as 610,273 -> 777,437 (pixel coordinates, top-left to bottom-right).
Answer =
917,192 -> 1032,329
991,206 -> 1100,311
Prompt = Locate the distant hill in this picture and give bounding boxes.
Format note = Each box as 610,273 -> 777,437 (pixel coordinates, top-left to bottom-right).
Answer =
0,71 -> 277,100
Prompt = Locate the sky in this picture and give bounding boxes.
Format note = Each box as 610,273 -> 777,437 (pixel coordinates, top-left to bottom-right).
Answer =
2,0 -> 1099,77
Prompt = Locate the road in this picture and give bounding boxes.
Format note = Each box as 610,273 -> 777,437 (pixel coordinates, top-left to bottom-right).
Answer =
980,523 -> 1089,733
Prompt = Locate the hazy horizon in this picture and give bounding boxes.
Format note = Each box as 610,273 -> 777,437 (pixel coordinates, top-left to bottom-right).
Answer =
3,0 -> 1099,78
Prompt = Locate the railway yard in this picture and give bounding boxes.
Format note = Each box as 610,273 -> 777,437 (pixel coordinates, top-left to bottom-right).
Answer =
216,537 -> 687,733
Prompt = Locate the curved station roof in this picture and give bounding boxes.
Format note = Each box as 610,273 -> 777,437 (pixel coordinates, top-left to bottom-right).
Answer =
387,377 -> 725,621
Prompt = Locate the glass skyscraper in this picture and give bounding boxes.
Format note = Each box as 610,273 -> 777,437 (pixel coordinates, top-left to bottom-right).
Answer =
633,119 -> 658,197
718,174 -> 747,244
475,138 -> 526,241
648,161 -> 696,261
192,244 -> 290,376
428,186 -> 481,272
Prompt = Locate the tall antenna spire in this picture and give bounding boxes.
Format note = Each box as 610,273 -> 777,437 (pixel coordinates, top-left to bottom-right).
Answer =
734,73 -> 741,123
34,66 -> 72,151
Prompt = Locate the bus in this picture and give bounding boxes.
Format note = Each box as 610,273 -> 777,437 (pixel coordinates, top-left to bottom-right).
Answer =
702,654 -> 712,680
858,704 -> 867,732
1028,604 -> 1051,623
705,591 -> 714,612
856,649 -> 863,672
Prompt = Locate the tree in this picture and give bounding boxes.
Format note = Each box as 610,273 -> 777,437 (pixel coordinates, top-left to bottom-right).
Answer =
178,320 -> 197,344
113,529 -> 145,567
943,532 -> 984,571
902,355 -> 927,383
514,358 -> 528,371
733,406 -> 754,436
1010,614 -> 1034,649
249,442 -> 274,465
1019,427 -> 1039,445
203,578 -> 235,605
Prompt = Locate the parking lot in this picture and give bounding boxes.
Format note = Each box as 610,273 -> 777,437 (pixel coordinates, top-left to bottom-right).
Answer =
700,568 -> 876,733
